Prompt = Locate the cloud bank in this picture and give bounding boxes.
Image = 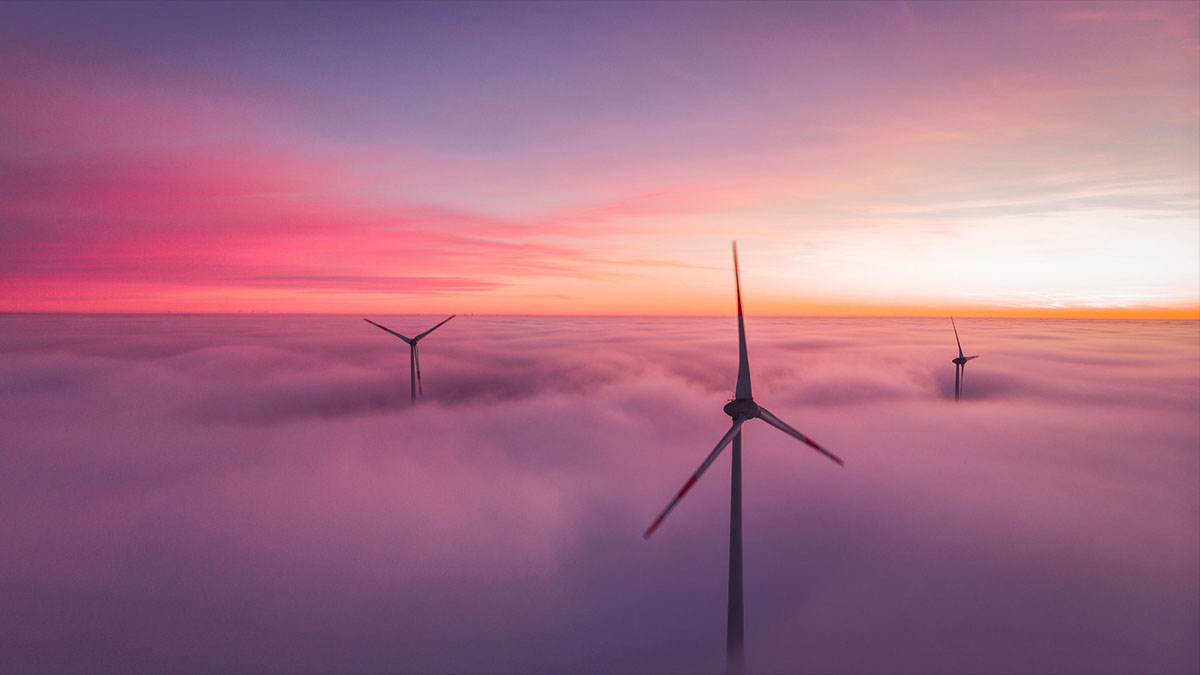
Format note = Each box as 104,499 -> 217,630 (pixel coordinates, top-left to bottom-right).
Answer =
0,314 -> 1196,674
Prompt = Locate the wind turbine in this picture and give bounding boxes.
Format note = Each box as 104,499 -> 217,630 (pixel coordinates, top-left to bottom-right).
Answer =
951,317 -> 979,401
643,242 -> 844,675
364,315 -> 456,403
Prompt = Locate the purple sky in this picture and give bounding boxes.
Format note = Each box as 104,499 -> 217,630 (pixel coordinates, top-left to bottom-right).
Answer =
1,314 -> 1196,673
1,1 -> 1196,315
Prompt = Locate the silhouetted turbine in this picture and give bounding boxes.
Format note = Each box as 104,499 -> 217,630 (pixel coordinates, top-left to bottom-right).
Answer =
643,242 -> 844,675
951,317 -> 979,401
364,315 -> 455,403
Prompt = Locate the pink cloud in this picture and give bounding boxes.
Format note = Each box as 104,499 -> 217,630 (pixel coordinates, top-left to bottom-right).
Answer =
0,2 -> 1194,316
0,315 -> 1196,673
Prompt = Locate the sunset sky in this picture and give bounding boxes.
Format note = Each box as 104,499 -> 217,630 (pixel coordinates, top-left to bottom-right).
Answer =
2,1 -> 1197,316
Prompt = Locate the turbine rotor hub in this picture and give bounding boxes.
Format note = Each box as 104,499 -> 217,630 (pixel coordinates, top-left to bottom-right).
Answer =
723,398 -> 760,419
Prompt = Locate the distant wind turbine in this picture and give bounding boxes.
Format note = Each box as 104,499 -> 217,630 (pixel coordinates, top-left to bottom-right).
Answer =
951,317 -> 979,401
643,242 -> 844,675
364,315 -> 456,403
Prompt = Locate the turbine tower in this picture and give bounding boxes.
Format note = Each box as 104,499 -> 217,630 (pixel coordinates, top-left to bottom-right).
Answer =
364,315 -> 456,403
643,242 -> 844,675
950,317 -> 979,401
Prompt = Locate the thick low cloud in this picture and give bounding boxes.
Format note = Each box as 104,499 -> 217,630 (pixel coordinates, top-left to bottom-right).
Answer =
0,314 -> 1196,674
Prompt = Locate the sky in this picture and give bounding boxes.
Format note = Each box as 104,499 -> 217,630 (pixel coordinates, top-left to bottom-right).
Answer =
1,313 -> 1197,673
1,1 -> 1198,316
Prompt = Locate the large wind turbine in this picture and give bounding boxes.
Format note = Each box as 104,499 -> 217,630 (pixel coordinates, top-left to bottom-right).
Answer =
643,242 -> 844,675
364,315 -> 456,403
950,317 -> 979,401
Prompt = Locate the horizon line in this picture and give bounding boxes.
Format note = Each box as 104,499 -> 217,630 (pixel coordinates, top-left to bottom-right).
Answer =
3,309 -> 1197,321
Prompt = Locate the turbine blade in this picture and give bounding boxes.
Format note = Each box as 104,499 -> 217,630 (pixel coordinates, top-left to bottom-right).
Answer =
951,317 -> 964,359
410,344 -> 417,403
414,314 -> 456,341
966,355 -> 979,361
415,343 -> 423,395
364,318 -> 413,345
757,406 -> 845,466
733,242 -> 752,400
643,417 -> 748,540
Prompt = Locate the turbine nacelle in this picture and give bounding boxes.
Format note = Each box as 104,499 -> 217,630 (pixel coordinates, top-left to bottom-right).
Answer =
722,398 -> 761,420
952,355 -> 978,365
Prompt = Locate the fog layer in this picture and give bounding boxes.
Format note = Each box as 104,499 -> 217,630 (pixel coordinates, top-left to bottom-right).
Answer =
1,315 -> 1196,674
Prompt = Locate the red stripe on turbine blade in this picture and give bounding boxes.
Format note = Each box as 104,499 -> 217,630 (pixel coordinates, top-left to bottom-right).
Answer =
645,473 -> 701,540
678,474 -> 699,498
804,437 -> 845,466
643,514 -> 665,540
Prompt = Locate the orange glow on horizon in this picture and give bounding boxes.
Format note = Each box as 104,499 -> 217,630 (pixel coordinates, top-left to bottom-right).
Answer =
2,280 -> 1195,321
